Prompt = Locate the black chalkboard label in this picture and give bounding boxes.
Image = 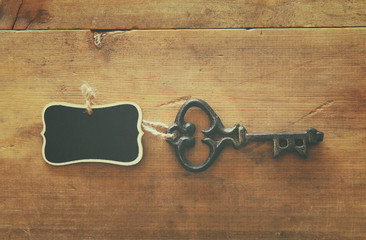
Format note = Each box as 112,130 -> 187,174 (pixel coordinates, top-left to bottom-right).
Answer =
41,103 -> 143,166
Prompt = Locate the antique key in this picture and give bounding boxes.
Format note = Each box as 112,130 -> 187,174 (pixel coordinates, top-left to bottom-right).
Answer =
166,99 -> 324,172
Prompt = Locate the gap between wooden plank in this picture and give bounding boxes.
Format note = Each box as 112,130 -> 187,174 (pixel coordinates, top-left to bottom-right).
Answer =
1,26 -> 366,32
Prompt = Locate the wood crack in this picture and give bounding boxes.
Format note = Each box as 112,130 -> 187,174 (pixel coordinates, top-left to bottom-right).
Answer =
158,96 -> 192,107
291,100 -> 335,125
11,0 -> 23,30
0,144 -> 15,150
25,17 -> 36,30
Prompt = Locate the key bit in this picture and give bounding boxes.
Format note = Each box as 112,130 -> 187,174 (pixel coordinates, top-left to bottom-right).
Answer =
166,99 -> 324,172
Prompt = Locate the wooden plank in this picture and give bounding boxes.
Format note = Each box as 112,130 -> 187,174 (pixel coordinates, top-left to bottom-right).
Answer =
1,0 -> 366,30
0,29 -> 365,239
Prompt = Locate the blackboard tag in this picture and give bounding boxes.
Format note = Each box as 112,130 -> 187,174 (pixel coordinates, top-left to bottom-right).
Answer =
41,102 -> 143,166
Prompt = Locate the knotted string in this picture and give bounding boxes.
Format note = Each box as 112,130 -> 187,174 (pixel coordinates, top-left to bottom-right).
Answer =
81,83 -> 96,115
80,83 -> 174,138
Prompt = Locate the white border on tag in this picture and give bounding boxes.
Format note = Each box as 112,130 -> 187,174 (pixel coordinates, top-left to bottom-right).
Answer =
41,102 -> 144,166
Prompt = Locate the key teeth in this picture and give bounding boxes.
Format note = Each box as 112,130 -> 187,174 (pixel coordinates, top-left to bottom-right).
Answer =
272,138 -> 282,158
273,144 -> 308,158
295,146 -> 308,158
273,148 -> 281,158
272,128 -> 325,158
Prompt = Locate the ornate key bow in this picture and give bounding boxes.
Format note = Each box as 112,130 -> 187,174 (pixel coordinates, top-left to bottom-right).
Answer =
166,99 -> 324,172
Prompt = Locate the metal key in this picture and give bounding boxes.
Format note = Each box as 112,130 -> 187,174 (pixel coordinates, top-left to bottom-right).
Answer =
166,99 -> 324,172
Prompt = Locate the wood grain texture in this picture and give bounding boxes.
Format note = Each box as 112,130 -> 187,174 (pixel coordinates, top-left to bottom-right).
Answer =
0,29 -> 365,239
1,0 -> 366,30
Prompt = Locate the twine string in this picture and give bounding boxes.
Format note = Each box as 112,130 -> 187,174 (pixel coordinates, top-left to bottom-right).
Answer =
81,83 -> 96,115
141,120 -> 175,139
80,83 -> 174,138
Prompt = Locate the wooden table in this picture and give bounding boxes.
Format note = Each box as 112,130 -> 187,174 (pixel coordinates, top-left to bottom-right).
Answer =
1,1 -> 366,239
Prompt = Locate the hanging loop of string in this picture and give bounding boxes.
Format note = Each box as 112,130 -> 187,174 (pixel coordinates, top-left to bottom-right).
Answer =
81,83 -> 96,115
